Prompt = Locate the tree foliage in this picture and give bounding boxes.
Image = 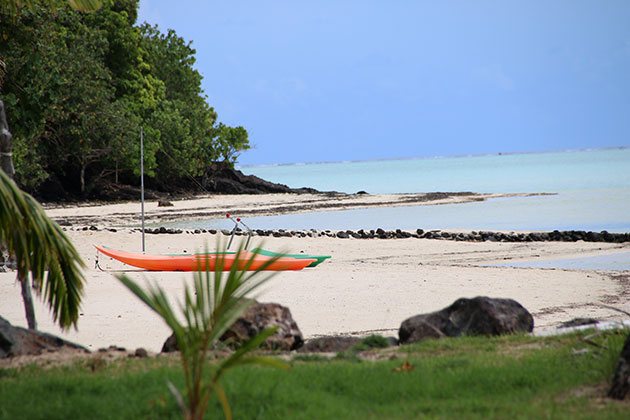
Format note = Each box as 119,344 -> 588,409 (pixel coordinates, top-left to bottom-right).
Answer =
0,0 -> 249,197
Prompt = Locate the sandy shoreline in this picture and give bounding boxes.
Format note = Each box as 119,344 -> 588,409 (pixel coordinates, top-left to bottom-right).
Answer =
1,193 -> 629,353
43,191 -> 550,226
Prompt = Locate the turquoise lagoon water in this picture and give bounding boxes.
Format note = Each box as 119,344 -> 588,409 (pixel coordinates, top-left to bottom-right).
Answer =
245,148 -> 630,196
164,148 -> 630,271
174,148 -> 630,233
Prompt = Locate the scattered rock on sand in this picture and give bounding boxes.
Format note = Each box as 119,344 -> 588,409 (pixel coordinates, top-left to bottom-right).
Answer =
558,317 -> 599,329
298,336 -> 361,353
98,345 -> 126,352
134,348 -> 149,358
398,296 -> 534,344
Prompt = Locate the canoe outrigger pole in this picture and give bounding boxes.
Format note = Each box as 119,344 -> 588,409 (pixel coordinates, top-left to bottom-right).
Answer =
226,213 -> 252,250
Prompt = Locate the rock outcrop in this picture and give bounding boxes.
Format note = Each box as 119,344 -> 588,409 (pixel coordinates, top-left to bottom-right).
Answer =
202,162 -> 323,195
0,315 -> 87,358
128,226 -> 630,243
398,296 -> 534,344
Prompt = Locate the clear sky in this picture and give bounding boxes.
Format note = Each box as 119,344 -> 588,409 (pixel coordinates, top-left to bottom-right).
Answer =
138,0 -> 630,165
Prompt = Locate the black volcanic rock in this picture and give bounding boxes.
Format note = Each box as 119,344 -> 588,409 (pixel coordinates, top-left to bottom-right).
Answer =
162,301 -> 303,352
399,296 -> 534,344
0,316 -> 87,358
609,332 -> 630,400
299,336 -> 361,353
202,162 -> 325,195
221,301 -> 303,351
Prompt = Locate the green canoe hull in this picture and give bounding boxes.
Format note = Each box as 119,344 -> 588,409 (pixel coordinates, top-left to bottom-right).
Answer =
252,248 -> 331,267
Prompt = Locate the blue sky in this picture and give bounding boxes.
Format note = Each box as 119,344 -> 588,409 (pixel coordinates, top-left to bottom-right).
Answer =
138,1 -> 630,165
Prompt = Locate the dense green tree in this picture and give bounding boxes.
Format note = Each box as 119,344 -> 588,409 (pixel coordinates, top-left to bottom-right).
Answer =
140,25 -> 205,106
1,3 -> 139,194
139,24 -> 220,188
41,12 -> 124,194
1,0 -> 251,197
0,0 -> 101,17
86,1 -> 144,99
215,123 -> 251,164
0,0 -> 97,332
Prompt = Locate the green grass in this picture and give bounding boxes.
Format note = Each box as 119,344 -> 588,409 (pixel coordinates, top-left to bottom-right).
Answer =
1,331 -> 629,419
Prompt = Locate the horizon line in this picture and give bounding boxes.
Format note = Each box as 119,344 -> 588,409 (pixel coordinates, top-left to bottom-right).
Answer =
237,145 -> 629,169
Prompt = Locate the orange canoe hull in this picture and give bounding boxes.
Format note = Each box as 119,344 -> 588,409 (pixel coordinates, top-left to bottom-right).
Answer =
95,246 -> 315,272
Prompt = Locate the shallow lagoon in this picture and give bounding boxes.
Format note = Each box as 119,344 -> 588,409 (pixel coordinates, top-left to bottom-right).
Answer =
167,149 -> 630,234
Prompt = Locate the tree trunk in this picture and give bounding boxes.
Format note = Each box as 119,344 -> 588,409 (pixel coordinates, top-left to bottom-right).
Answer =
0,99 -> 14,177
79,160 -> 86,194
19,273 -> 37,330
1,98 -> 38,330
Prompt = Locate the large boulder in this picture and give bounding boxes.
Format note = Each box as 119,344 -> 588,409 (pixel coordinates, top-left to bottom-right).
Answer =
0,315 -> 87,358
162,301 -> 303,353
398,296 -> 534,344
221,302 -> 303,351
608,332 -> 630,400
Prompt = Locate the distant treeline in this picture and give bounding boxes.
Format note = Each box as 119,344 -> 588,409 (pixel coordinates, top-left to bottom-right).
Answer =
0,0 -> 249,198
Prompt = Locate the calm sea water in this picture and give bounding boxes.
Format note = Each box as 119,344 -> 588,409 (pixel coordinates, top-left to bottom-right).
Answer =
245,148 -> 630,196
175,149 -> 630,233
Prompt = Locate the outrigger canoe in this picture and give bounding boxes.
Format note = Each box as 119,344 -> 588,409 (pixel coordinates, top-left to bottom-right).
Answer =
251,248 -> 331,267
95,245 -> 316,272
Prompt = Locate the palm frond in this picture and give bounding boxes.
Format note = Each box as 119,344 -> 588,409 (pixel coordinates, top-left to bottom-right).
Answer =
216,327 -> 288,376
117,239 -> 289,419
0,170 -> 86,329
213,383 -> 232,420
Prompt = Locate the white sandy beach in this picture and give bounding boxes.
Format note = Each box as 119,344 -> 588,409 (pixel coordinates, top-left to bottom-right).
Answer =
1,194 -> 629,353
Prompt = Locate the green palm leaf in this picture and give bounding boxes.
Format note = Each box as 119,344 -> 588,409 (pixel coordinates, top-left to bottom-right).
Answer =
117,240 -> 289,419
0,170 -> 86,329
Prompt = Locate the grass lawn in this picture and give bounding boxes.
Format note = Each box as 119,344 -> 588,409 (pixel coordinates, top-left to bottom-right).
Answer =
1,330 -> 629,419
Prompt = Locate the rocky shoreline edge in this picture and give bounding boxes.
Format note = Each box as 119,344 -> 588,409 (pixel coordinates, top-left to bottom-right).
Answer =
66,225 -> 630,243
